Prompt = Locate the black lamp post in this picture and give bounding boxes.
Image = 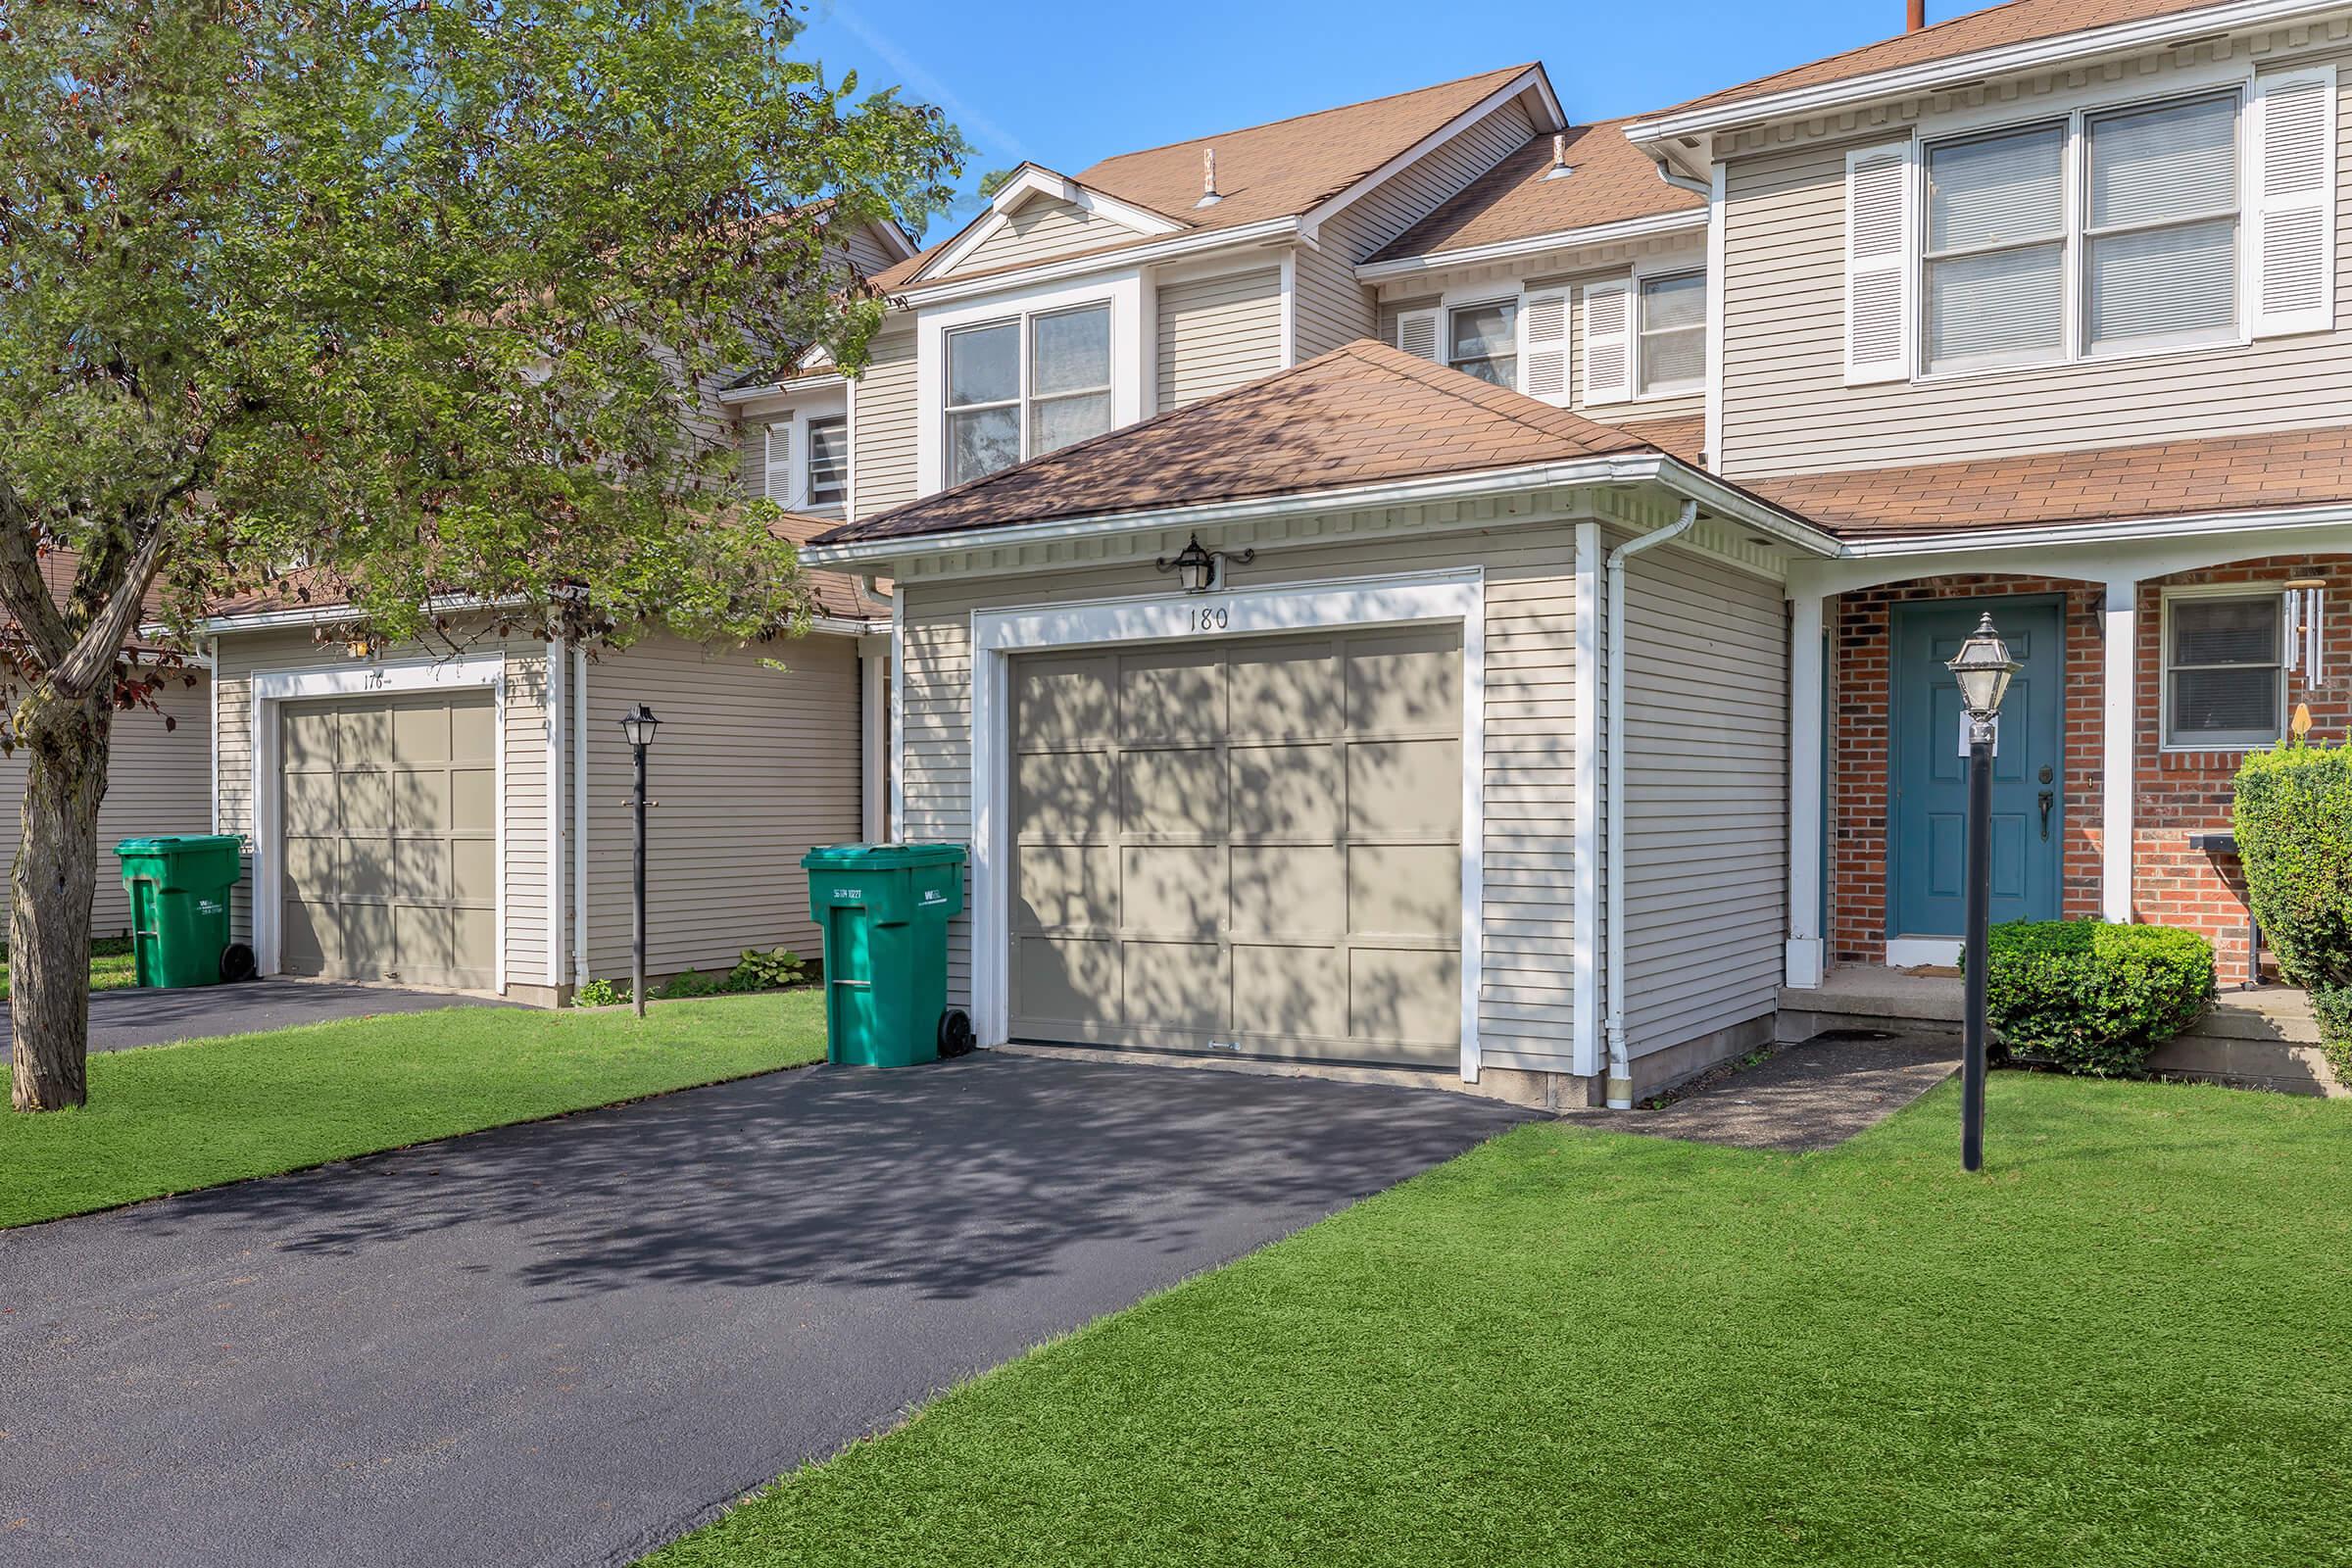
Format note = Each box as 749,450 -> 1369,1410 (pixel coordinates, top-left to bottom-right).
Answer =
1945,613 -> 2019,1173
618,704 -> 662,1017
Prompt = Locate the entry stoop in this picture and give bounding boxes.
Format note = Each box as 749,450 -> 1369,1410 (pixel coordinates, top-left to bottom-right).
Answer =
1780,971 -> 2344,1098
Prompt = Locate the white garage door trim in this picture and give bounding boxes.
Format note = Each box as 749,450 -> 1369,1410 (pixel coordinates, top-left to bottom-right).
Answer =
250,656 -> 506,989
970,568 -> 1485,1080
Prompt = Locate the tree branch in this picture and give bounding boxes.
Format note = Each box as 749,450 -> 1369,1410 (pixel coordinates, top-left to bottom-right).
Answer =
0,477 -> 74,667
50,521 -> 166,700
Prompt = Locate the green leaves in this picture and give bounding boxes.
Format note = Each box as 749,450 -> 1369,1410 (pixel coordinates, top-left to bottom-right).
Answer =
1976,920 -> 2217,1076
0,0 -> 969,663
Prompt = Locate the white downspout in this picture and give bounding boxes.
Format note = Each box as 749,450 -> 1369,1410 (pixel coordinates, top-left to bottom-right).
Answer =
1603,501 -> 1699,1109
571,643 -> 590,989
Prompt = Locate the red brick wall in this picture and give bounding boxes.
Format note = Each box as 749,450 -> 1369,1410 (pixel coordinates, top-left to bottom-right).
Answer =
1826,556 -> 2350,972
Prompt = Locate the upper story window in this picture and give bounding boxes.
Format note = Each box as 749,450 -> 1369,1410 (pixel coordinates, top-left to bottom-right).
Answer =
1637,272 -> 1706,393
945,304 -> 1112,487
2165,592 -> 2282,748
806,415 -> 848,509
1921,87 -> 2242,375
1448,300 -> 1518,387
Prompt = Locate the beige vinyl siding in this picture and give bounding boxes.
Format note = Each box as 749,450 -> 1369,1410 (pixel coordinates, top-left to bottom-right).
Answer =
0,674 -> 214,936
953,194 -> 1122,277
898,520 -> 1581,1069
838,222 -> 902,280
1293,98 -> 1539,361
1619,544 -> 1786,1058
211,628 -> 548,993
1154,267 -> 1285,409
582,630 -> 860,982
849,322 -> 918,520
1718,46 -> 2352,479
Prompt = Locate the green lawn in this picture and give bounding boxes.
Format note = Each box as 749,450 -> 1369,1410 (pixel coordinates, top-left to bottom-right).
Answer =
0,989 -> 824,1228
0,935 -> 140,1001
651,1074 -> 2352,1568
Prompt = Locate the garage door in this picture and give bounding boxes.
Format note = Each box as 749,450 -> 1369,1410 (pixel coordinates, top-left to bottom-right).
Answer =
280,691 -> 498,990
1009,625 -> 1462,1066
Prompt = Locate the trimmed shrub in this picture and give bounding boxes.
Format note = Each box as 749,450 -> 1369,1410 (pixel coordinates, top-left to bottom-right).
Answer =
1975,920 -> 2216,1076
2314,985 -> 2352,1082
2234,738 -> 2352,987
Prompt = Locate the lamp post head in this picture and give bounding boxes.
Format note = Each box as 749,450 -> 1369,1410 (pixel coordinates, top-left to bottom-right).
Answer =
618,703 -> 661,750
1154,533 -> 1253,596
1945,612 -> 2020,723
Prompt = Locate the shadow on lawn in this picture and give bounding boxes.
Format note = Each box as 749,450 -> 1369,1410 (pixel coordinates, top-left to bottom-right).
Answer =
111,1054 -> 1532,1303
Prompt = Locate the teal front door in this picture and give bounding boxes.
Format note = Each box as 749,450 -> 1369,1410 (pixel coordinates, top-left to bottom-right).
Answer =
1888,599 -> 2064,939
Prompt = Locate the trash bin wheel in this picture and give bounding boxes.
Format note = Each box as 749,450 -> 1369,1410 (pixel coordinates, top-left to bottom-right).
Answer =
938,1007 -> 975,1058
220,943 -> 258,984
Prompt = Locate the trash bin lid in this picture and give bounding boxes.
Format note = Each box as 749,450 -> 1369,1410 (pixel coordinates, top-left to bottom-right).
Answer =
800,841 -> 966,871
116,834 -> 246,856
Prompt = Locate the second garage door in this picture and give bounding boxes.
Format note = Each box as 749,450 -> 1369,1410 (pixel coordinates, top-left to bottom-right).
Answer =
279,690 -> 498,991
1009,625 -> 1463,1066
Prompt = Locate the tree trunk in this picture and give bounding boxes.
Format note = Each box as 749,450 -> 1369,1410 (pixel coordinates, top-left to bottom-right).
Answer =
10,687 -> 112,1111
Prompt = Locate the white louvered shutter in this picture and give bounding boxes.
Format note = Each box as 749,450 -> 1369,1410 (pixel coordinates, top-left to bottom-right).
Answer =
1393,307 -> 1441,362
1581,278 -> 1633,404
2251,66 -> 2337,339
762,421 -> 793,504
1844,142 -> 1915,383
1520,287 -> 1571,404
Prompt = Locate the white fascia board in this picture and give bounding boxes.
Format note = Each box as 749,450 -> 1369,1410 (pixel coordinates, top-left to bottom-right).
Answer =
1299,69 -> 1559,244
808,615 -> 890,637
190,593 -> 525,637
1354,209 -> 1708,282
892,218 -> 1299,308
1839,499 -> 2352,557
911,168 -> 1189,286
1623,0 -> 2352,143
804,454 -> 1839,570
714,370 -> 850,408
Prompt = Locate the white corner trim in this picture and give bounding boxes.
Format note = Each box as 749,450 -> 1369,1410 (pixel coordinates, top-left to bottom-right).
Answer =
889,589 -> 906,844
1622,0 -> 2348,142
1570,523 -> 1602,1077
1299,68 -> 1558,243
1787,590 -> 1828,988
248,654 -> 507,989
1352,208 -> 1709,282
1703,162 -> 1727,467
860,641 -> 888,840
571,643 -> 590,988
965,567 -> 1487,1081
545,639 -> 565,989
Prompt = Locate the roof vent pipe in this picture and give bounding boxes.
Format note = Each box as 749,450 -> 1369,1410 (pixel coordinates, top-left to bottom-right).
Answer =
1907,0 -> 1927,30
1196,147 -> 1222,208
1544,132 -> 1575,180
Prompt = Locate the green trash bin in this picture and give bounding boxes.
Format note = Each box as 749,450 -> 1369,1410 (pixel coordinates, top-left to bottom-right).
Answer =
801,842 -> 967,1067
116,835 -> 247,989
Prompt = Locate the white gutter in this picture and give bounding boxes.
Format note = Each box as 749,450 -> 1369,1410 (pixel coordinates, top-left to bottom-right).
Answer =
545,638 -> 566,992
1602,500 -> 1697,1109
887,218 -> 1299,309
714,371 -> 848,408
190,592 -> 525,637
1623,0 -> 2351,142
1839,499 -> 2352,556
804,454 -> 1838,570
1353,210 -> 1708,283
1649,154 -> 1712,200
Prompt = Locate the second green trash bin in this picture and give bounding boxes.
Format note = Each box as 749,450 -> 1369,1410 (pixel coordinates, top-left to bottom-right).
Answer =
801,842 -> 967,1067
116,834 -> 248,989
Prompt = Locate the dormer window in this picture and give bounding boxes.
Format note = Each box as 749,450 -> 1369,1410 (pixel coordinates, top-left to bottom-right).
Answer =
945,304 -> 1113,487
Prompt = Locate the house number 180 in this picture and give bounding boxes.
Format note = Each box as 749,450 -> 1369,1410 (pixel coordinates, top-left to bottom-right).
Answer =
1190,606 -> 1230,633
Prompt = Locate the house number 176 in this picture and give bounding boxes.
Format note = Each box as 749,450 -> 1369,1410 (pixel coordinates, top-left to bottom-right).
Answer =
1190,606 -> 1230,633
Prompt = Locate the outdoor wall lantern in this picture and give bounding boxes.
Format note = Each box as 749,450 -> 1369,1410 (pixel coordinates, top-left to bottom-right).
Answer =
1944,612 -> 2020,1175
618,704 -> 661,1017
1155,533 -> 1253,595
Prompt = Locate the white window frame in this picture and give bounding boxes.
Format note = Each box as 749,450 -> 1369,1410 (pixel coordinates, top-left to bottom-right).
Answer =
805,413 -> 849,511
2159,582 -> 2286,752
1446,296 -> 1520,389
914,273 -> 1146,497
1912,72 -> 2256,384
1636,268 -> 1708,395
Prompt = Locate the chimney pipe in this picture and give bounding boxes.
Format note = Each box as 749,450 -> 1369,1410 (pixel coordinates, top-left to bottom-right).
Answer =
1907,0 -> 1926,30
1196,146 -> 1222,208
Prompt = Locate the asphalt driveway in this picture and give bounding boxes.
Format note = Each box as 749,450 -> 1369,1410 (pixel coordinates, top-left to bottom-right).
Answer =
4,977 -> 512,1055
0,1053 -> 1532,1568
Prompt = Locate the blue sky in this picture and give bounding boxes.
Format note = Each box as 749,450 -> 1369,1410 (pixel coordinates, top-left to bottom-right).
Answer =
796,0 -> 1967,236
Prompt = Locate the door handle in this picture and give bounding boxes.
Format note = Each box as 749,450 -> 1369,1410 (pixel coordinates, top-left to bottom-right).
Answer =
2037,790 -> 2054,842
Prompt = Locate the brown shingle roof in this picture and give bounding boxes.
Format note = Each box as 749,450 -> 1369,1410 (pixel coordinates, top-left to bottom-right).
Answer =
814,339 -> 1666,547
1751,425 -> 2352,540
1655,0 -> 2230,122
872,65 -> 1549,292
1616,413 -> 1707,466
1370,120 -> 1702,264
